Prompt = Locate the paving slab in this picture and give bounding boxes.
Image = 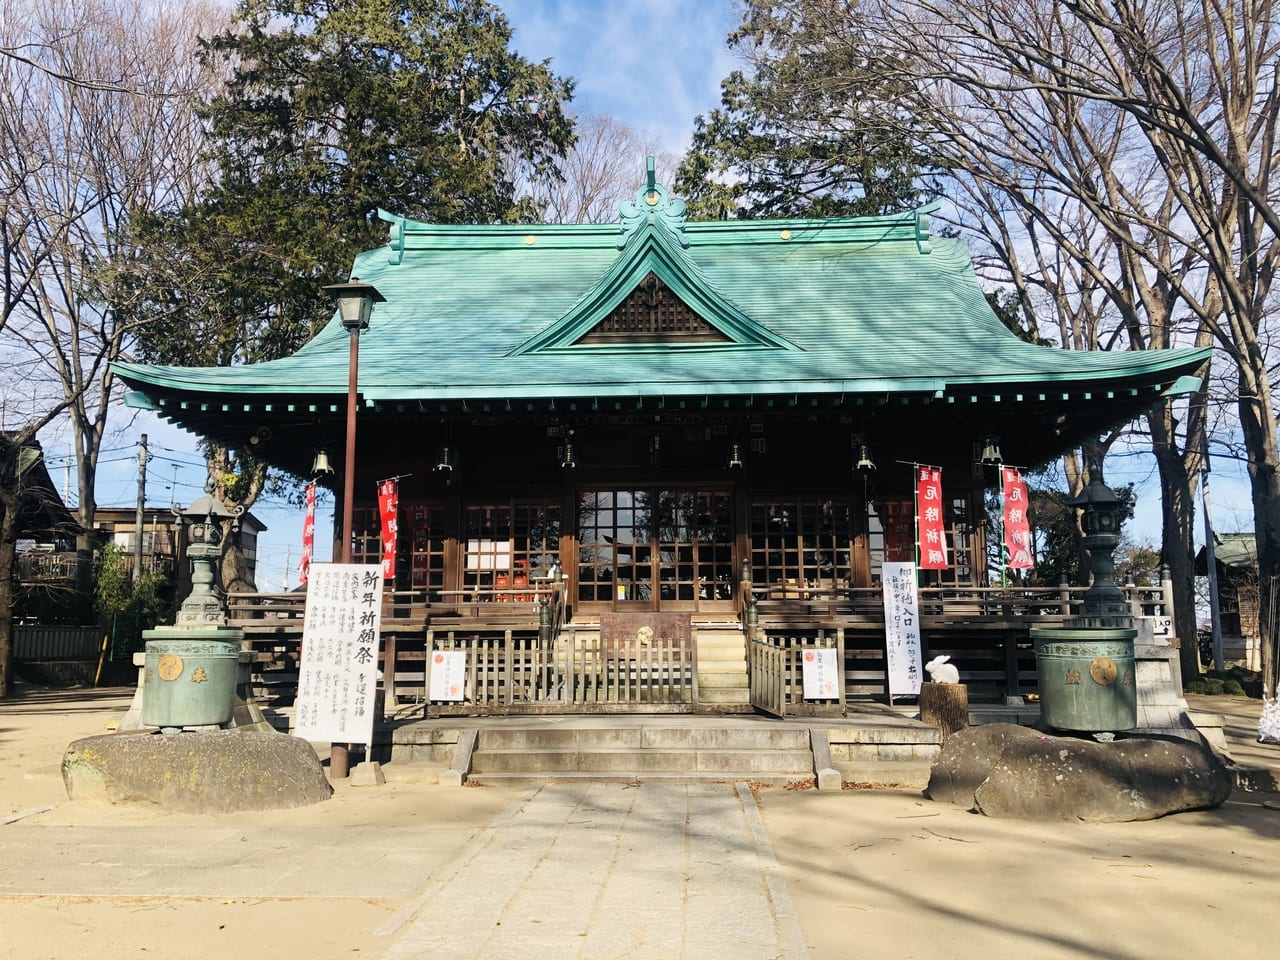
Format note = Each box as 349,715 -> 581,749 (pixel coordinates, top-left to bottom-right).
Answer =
377,781 -> 807,960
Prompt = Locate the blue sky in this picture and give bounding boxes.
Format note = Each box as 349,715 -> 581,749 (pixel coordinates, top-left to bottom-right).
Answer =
85,0 -> 1249,589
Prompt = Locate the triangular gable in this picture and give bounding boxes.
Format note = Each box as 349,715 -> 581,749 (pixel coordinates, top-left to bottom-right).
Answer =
577,272 -> 730,345
511,183 -> 797,356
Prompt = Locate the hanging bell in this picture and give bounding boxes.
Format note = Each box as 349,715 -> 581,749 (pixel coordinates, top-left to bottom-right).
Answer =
311,450 -> 334,476
855,442 -> 876,474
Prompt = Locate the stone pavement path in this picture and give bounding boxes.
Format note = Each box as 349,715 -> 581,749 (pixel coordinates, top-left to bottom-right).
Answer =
377,781 -> 808,960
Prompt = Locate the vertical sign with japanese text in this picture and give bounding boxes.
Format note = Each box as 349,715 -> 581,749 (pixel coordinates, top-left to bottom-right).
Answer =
1001,467 -> 1035,570
916,466 -> 949,570
883,561 -> 924,697
294,563 -> 383,749
377,479 -> 399,579
801,648 -> 839,700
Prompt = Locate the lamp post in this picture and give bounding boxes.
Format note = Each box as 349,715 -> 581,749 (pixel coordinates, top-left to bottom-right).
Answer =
322,279 -> 385,563
321,279 -> 384,778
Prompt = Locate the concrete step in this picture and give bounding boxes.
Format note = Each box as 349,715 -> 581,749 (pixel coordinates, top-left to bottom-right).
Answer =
471,747 -> 815,775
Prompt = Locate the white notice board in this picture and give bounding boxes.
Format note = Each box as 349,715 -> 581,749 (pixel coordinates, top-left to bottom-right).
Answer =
428,650 -> 467,701
294,564 -> 383,748
801,648 -> 839,699
882,561 -> 924,698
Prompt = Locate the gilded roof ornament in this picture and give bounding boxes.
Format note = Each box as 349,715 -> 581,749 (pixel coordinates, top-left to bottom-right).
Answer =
619,156 -> 688,249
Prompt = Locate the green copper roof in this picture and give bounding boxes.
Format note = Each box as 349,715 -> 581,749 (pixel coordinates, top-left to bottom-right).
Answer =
115,184 -> 1211,406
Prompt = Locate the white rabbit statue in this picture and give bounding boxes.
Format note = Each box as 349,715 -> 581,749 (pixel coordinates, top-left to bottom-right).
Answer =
924,654 -> 960,685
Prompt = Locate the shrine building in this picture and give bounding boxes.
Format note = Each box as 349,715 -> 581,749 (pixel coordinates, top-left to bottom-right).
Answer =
114,165 -> 1210,711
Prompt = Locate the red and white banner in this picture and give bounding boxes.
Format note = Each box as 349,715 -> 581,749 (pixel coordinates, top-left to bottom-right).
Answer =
377,478 -> 399,579
916,466 -> 949,570
299,481 -> 316,585
1001,467 -> 1035,570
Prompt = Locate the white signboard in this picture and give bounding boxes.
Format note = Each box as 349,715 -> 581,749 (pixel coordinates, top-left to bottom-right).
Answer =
801,648 -> 839,700
294,564 -> 383,748
428,650 -> 467,702
883,561 -> 924,697
1136,616 -> 1174,645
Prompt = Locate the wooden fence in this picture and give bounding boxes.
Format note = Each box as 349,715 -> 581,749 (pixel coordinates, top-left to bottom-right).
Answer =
748,632 -> 845,718
423,629 -> 697,716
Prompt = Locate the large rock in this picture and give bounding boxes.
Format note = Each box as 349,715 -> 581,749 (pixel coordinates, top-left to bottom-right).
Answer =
63,730 -> 333,813
925,723 -> 1231,822
923,723 -> 1044,806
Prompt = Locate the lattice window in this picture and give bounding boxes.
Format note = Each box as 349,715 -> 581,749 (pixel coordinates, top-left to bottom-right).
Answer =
462,501 -> 561,593
577,272 -> 729,344
867,496 -> 977,586
749,498 -> 855,595
353,502 -> 447,595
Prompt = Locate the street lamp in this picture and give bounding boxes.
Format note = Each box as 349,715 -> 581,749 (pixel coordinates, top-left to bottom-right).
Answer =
322,279 -> 385,564
321,278 -> 383,781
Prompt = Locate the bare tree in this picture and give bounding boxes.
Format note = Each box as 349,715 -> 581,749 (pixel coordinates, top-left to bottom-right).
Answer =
872,0 -> 1280,689
748,0 -> 1275,685
916,54 -> 1218,681
0,0 -> 225,696
531,112 -> 678,224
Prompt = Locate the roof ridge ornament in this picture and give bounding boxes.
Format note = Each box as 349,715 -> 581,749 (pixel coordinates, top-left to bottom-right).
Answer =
619,156 -> 688,249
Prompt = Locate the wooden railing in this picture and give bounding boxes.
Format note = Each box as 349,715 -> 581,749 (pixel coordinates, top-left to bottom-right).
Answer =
747,579 -> 1174,703
748,632 -> 845,718
226,581 -> 569,709
751,579 -> 1173,626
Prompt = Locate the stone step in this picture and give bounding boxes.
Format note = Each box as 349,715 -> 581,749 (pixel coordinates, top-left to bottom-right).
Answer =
470,747 -> 815,775
695,673 -> 749,689
697,643 -> 746,655
477,726 -> 810,751
697,687 -> 752,704
467,770 -> 810,785
697,655 -> 747,667
834,760 -> 934,790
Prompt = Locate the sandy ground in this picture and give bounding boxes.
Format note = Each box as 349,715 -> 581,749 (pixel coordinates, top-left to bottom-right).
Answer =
1,684 -> 1278,959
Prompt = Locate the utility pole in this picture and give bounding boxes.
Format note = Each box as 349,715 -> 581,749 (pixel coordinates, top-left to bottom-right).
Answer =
133,434 -> 148,583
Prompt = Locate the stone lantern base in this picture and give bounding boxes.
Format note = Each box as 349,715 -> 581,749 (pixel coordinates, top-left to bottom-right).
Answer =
118,627 -> 272,733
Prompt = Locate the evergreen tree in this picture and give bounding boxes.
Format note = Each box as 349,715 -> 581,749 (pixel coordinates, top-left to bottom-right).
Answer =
675,0 -> 936,220
113,0 -> 575,588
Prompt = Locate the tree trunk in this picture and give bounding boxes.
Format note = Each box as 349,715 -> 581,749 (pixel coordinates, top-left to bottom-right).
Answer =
0,508 -> 16,699
1241,387 -> 1280,696
1150,414 -> 1202,682
220,526 -> 256,596
920,682 -> 969,741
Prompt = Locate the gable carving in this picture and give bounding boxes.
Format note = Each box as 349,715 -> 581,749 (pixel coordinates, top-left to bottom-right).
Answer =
577,273 -> 730,345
